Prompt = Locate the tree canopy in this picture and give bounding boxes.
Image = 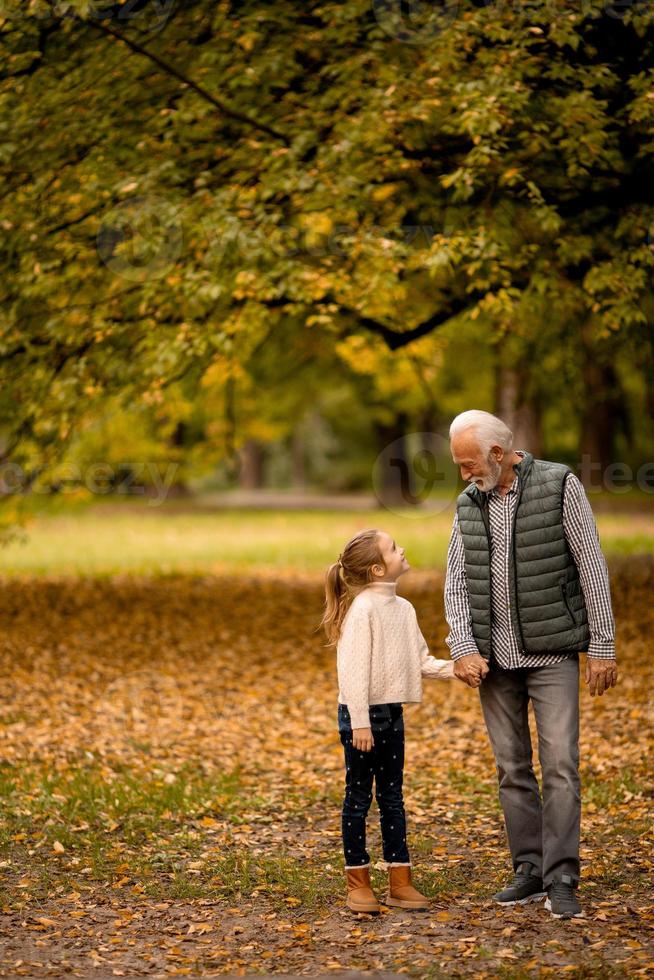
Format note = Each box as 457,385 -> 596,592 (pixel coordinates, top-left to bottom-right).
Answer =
1,0 -> 653,511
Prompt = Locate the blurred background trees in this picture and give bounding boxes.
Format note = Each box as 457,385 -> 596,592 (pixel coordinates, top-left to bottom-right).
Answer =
1,0 -> 653,514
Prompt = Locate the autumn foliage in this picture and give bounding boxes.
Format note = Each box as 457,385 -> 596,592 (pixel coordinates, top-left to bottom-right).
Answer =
0,559 -> 652,976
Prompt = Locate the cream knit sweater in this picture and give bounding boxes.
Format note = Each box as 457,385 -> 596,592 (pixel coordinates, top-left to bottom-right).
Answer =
336,580 -> 455,729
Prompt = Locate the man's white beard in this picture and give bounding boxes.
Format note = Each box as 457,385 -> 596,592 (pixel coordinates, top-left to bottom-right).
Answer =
470,456 -> 502,492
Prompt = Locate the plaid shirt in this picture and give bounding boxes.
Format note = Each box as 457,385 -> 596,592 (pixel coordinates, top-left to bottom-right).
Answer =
445,452 -> 616,668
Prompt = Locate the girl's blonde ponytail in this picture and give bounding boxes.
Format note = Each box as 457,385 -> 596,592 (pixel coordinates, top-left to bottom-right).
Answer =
320,529 -> 385,646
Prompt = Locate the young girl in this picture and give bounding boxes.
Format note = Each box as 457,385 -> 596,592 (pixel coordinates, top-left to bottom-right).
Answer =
321,527 -> 455,916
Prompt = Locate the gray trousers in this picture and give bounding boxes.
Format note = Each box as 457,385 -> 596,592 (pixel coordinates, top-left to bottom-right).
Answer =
478,654 -> 580,888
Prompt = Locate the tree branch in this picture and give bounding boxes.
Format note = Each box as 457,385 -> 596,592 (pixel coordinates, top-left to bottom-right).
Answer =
47,206 -> 104,236
237,291 -> 483,350
330,293 -> 484,350
85,19 -> 290,146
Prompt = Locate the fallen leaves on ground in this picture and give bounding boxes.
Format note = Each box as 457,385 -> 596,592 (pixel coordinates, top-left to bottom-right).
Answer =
0,557 -> 652,977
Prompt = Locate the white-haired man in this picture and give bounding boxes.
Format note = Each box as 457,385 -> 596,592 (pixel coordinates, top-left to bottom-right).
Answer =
445,409 -> 617,919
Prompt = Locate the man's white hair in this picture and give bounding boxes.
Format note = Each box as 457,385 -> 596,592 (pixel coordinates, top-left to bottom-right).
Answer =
449,410 -> 513,456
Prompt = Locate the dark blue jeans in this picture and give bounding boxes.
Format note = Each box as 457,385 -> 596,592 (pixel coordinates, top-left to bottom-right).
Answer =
338,702 -> 410,868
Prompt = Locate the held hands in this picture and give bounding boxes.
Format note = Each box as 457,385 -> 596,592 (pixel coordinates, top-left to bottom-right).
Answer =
585,657 -> 618,697
453,652 -> 489,688
352,727 -> 374,752
451,651 -> 619,694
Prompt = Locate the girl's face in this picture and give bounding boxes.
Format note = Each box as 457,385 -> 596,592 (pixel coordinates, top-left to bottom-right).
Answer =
374,532 -> 410,581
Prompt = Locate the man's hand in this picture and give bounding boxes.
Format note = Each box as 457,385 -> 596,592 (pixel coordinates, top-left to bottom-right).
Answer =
585,657 -> 618,697
352,727 -> 374,751
453,652 -> 489,688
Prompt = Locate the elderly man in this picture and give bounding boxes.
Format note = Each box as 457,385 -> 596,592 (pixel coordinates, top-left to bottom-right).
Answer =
445,409 -> 617,920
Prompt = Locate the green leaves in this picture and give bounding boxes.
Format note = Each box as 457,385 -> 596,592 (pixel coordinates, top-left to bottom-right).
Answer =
1,0 -> 654,503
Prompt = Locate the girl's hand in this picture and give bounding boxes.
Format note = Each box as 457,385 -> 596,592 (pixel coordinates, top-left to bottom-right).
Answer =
453,652 -> 489,688
352,727 -> 374,752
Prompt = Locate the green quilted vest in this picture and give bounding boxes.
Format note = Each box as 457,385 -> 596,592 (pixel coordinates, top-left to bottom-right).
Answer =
456,452 -> 590,660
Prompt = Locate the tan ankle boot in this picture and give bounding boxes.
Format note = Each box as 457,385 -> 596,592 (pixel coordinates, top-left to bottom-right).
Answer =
385,864 -> 430,910
345,865 -> 380,914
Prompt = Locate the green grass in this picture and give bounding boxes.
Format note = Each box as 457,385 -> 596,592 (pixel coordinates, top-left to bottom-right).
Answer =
0,497 -> 652,575
0,760 -> 244,845
0,503 -> 451,574
0,759 -> 344,911
583,769 -> 644,808
0,761 -> 241,902
447,766 -> 498,800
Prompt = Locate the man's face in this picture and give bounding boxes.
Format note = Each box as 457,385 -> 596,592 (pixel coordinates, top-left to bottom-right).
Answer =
451,431 -> 502,492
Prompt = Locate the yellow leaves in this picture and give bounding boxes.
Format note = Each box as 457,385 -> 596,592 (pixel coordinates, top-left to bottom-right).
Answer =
0,566 -> 651,974
199,816 -> 220,827
236,32 -> 260,52
187,921 -> 214,935
334,334 -> 380,375
298,212 -> 333,237
35,916 -> 59,928
302,273 -> 333,300
371,183 -> 399,202
233,269 -> 260,300
500,167 -> 520,184
201,356 -> 246,389
305,313 -> 334,328
52,840 -> 65,853
298,211 -> 334,250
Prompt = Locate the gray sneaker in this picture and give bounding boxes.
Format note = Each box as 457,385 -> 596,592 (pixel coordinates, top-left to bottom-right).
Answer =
545,874 -> 583,919
492,861 -> 546,905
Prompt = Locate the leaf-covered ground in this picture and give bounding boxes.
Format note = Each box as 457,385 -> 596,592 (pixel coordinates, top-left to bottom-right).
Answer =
0,559 -> 653,977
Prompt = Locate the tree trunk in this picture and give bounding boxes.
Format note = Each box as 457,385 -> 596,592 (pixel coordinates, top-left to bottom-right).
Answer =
291,425 -> 306,488
238,439 -> 266,489
578,355 -> 626,487
495,362 -> 543,457
373,411 -> 412,507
